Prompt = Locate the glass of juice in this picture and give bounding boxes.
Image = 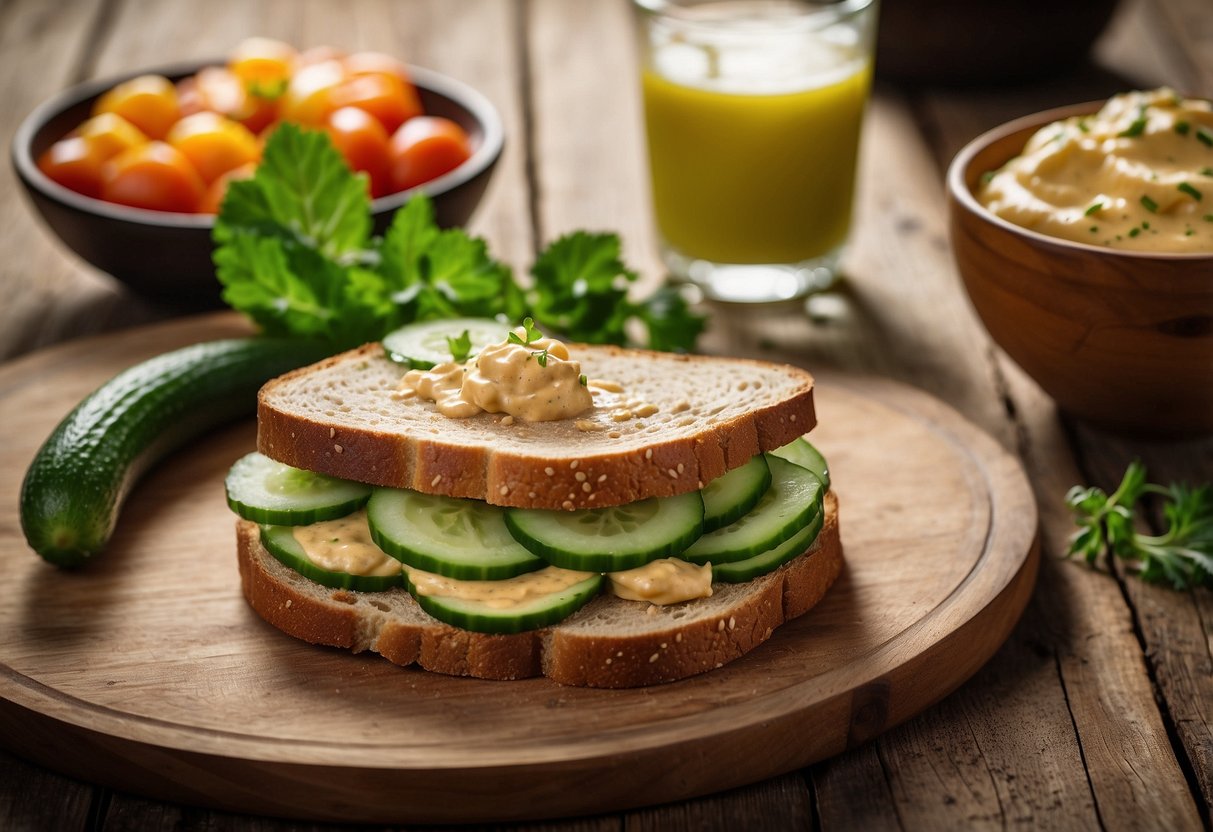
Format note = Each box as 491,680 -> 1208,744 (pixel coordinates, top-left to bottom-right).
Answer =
634,0 -> 877,303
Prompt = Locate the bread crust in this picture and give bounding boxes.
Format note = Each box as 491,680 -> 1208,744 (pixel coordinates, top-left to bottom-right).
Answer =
255,344 -> 816,511
236,493 -> 841,688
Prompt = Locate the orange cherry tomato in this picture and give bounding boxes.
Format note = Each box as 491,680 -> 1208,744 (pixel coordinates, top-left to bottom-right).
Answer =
326,106 -> 392,197
198,161 -> 256,214
343,51 -> 410,83
175,76 -> 205,118
167,111 -> 259,183
228,37 -> 296,86
389,116 -> 472,192
331,72 -> 421,134
93,75 -> 180,140
101,141 -> 205,212
279,59 -> 346,126
186,66 -> 279,134
75,113 -> 148,160
38,137 -> 107,198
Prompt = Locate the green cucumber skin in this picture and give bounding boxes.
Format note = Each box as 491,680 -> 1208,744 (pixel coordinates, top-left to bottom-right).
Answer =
406,573 -> 603,634
712,503 -> 825,583
21,337 -> 330,568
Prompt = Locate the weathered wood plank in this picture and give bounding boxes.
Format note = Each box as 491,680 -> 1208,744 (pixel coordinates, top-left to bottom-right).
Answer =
0,748 -> 94,832
812,745 -> 902,831
623,775 -> 813,831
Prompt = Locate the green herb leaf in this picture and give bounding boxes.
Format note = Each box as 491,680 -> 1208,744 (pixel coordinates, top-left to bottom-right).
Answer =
579,373 -> 588,386
1066,462 -> 1213,590
1118,109 -> 1148,138
447,329 -> 473,363
533,348 -> 549,367
1179,182 -> 1203,201
1198,127 -> 1213,148
1140,195 -> 1159,213
246,78 -> 289,101
1175,120 -> 1191,136
1084,202 -> 1103,216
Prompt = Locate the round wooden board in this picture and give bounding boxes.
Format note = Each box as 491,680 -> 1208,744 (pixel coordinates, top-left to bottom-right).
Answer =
0,314 -> 1039,824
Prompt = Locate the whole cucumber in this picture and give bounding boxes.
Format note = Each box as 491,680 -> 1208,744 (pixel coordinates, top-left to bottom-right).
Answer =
20,337 -> 330,567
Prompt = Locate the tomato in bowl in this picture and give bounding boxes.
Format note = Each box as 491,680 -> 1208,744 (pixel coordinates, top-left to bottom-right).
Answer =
12,51 -> 503,308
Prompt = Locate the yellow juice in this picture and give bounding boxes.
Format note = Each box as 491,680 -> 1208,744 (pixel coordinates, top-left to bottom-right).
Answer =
642,62 -> 871,265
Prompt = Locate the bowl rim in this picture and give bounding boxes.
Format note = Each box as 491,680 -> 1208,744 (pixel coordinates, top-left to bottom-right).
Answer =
11,58 -> 505,228
946,99 -> 1212,262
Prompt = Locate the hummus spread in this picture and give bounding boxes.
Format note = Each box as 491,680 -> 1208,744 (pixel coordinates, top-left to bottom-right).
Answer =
609,557 -> 713,605
978,88 -> 1213,252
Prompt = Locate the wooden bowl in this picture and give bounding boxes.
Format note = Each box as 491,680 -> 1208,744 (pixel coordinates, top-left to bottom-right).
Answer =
947,103 -> 1213,437
11,60 -> 504,310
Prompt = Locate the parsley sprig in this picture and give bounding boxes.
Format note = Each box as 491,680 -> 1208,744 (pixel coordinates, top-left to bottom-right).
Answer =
446,329 -> 473,363
1066,462 -> 1213,589
214,124 -> 704,354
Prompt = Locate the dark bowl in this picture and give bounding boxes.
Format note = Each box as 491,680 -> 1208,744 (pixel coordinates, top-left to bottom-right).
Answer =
12,60 -> 504,309
947,102 -> 1213,437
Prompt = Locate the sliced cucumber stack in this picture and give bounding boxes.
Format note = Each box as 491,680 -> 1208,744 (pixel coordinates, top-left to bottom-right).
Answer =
701,454 -> 771,532
405,566 -> 603,634
367,489 -> 545,580
226,452 -> 372,525
506,491 -> 705,572
382,318 -> 507,369
713,505 -> 824,583
769,437 -> 830,490
260,523 -> 403,592
680,454 -> 822,565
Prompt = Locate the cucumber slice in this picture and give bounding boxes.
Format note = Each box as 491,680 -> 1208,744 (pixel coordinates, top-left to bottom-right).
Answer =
679,455 -> 822,565
713,504 -> 825,583
367,488 -> 545,580
405,566 -> 602,634
226,452 -> 372,525
701,454 -> 771,533
382,318 -> 507,369
260,522 -> 403,592
769,437 -> 830,490
505,491 -> 705,572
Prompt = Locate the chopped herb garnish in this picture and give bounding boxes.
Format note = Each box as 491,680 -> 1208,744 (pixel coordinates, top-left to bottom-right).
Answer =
1143,221 -> 1151,230
1198,127 -> 1213,148
1089,226 -> 1099,233
446,329 -> 473,363
246,78 -> 289,101
1201,167 -> 1213,177
508,317 -> 544,346
532,348 -> 550,367
1141,195 -> 1159,213
1119,109 -> 1148,138
1205,214 -> 1213,222
579,373 -> 588,387
1077,119 -> 1090,134
1179,182 -> 1204,201
1129,227 -> 1141,238
1175,120 -> 1191,136
1084,202 -> 1103,216
1186,228 -> 1195,236
980,171 -> 995,185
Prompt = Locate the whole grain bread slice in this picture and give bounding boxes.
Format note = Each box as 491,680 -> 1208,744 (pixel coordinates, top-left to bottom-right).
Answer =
236,492 -> 841,688
256,343 -> 815,510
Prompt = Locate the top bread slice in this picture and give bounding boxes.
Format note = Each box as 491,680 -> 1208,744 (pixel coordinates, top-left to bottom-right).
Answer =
257,343 -> 816,510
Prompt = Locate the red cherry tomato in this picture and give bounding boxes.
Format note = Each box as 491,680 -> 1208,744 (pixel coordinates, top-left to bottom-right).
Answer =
101,142 -> 205,213
331,72 -> 422,134
326,106 -> 392,197
388,116 -> 473,192
167,111 -> 259,183
198,161 -> 256,214
38,137 -> 107,198
93,75 -> 180,139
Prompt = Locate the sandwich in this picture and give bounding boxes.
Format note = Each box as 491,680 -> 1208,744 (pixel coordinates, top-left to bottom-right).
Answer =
225,318 -> 842,688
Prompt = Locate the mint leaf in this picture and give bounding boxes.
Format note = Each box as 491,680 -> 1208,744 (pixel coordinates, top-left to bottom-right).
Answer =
637,285 -> 708,353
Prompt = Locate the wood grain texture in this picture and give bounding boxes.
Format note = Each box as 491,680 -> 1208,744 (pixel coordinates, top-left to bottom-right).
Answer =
0,317 -> 1035,823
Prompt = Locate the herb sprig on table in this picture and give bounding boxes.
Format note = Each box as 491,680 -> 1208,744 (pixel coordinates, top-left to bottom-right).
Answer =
213,124 -> 704,352
1066,462 -> 1213,589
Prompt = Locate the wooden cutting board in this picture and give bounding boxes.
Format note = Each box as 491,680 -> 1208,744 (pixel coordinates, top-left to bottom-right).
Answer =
0,314 -> 1038,824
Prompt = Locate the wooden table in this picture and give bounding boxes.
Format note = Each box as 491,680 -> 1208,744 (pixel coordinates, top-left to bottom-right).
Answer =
2,0 -> 1210,828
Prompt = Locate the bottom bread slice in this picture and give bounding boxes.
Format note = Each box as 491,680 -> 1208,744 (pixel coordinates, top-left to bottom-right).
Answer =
236,492 -> 842,688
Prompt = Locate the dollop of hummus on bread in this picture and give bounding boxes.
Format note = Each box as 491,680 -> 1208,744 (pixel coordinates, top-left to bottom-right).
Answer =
401,329 -> 595,421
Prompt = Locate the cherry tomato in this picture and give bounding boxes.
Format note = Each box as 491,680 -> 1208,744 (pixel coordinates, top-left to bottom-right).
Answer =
389,116 -> 473,192
228,37 -> 296,86
38,137 -> 107,198
198,161 -> 256,213
75,113 -> 148,160
331,72 -> 421,134
101,141 -> 205,212
186,66 -> 279,134
279,59 -> 346,126
167,111 -> 260,183
326,106 -> 391,197
93,75 -> 180,140
344,51 -> 409,83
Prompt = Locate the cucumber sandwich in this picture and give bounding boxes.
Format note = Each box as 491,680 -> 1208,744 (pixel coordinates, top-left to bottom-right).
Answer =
227,320 -> 841,688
